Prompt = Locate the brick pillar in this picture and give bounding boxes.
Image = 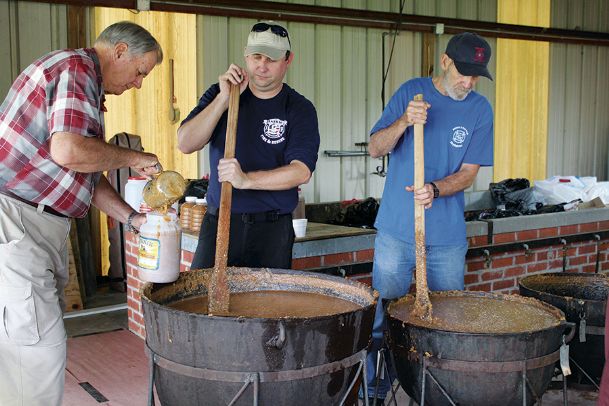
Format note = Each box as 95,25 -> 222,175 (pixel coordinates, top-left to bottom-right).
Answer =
125,232 -> 195,338
125,231 -> 146,338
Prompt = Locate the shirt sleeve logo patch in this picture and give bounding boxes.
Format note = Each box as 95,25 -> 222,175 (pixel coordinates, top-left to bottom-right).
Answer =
261,118 -> 288,145
450,126 -> 468,148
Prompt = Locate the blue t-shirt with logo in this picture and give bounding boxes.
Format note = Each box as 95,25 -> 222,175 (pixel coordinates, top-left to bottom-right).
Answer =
371,77 -> 493,245
182,84 -> 320,214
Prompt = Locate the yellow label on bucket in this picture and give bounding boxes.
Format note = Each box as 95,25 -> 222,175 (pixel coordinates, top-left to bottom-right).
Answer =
138,237 -> 160,270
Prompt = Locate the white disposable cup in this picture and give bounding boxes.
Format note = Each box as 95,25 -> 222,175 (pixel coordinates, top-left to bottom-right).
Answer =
292,218 -> 308,238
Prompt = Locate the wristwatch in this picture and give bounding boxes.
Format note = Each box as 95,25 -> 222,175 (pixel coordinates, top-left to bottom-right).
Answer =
126,210 -> 139,234
430,182 -> 440,199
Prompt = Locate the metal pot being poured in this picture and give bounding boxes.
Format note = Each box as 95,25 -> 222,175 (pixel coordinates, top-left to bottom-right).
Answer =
142,170 -> 187,210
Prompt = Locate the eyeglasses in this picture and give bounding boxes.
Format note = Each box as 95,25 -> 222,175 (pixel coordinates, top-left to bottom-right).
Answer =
251,22 -> 291,45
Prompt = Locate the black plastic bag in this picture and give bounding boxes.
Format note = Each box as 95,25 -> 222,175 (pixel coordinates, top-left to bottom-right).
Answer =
178,178 -> 208,204
490,178 -> 530,205
330,197 -> 379,228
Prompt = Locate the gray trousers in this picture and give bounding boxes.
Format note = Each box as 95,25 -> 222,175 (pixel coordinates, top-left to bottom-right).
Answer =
0,193 -> 70,406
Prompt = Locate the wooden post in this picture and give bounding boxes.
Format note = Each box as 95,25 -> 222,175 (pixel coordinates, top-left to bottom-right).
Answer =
421,32 -> 436,77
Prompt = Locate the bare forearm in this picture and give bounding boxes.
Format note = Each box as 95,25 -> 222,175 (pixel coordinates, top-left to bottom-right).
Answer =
91,176 -> 134,223
238,161 -> 311,191
433,164 -> 480,197
49,132 -> 158,173
178,96 -> 229,154
368,116 -> 410,158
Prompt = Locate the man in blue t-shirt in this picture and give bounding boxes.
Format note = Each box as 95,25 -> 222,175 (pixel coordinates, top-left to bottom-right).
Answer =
365,32 -> 494,403
178,21 -> 320,270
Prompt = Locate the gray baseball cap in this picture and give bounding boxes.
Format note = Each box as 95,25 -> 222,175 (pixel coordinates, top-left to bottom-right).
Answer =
244,21 -> 291,61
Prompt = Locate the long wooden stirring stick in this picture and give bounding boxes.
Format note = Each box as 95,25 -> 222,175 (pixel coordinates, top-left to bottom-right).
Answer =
208,83 -> 240,315
411,93 -> 433,321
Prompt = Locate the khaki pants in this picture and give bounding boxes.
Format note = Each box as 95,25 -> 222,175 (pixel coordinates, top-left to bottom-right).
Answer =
0,194 -> 70,406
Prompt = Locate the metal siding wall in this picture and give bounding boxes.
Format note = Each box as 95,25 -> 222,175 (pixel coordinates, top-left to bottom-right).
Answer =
315,23 -> 343,202
548,0 -> 609,180
286,20 -> 316,203
0,1 -> 17,97
0,0 -> 67,100
341,10 -> 368,201
366,27 -> 385,199
364,1 -> 402,199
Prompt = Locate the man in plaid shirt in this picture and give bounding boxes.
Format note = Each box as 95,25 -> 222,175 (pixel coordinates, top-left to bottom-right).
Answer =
0,21 -> 163,406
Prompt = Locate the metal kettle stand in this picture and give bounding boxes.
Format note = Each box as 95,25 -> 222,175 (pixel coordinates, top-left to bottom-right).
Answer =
372,334 -> 573,406
568,320 -> 603,390
146,344 -> 370,406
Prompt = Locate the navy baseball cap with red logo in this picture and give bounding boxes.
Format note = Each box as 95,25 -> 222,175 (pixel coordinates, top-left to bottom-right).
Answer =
445,32 -> 493,80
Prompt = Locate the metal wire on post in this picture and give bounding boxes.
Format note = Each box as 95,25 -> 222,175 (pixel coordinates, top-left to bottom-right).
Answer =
226,377 -> 253,406
147,352 -> 156,406
339,353 -> 367,406
570,358 -> 601,390
411,345 -> 564,405
522,366 -> 527,406
374,0 -> 407,178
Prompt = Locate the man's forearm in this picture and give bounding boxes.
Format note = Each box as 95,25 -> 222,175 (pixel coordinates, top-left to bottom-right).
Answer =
433,164 -> 480,197
178,96 -> 228,154
49,132 -> 150,173
243,161 -> 311,191
368,116 -> 409,158
91,175 -> 134,223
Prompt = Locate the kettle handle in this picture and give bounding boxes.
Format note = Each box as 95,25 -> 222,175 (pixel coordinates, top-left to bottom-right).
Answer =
563,321 -> 577,344
265,322 -> 286,349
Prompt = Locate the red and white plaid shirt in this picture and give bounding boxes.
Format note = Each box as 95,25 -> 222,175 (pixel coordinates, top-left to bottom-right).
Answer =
0,48 -> 105,218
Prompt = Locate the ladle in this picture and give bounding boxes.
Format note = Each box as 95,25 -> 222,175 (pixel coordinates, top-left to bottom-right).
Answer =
208,83 -> 240,315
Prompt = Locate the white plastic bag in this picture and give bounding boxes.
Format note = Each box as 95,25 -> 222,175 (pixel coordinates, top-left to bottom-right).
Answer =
583,181 -> 609,204
533,176 -> 596,205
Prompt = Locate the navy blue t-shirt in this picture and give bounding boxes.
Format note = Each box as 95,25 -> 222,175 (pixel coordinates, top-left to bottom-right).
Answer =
181,84 -> 320,214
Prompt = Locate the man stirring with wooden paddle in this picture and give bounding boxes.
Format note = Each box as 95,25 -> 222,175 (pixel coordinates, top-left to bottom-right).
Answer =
364,32 -> 495,404
178,21 -> 320,270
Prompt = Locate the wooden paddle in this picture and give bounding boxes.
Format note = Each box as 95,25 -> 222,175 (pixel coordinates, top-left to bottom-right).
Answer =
208,83 -> 240,315
411,93 -> 433,321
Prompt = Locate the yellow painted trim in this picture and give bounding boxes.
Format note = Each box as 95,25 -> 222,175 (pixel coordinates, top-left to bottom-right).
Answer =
495,0 -> 550,182
94,9 -> 197,276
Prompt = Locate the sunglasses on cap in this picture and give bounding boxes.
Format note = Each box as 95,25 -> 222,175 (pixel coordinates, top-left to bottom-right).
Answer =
251,22 -> 291,45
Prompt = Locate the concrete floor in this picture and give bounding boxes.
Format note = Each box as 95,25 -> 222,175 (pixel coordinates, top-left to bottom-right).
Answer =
83,285 -> 126,308
64,284 -> 128,337
64,308 -> 128,337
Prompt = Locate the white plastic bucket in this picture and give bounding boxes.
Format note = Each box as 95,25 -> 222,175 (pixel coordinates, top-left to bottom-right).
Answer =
137,212 -> 181,283
125,177 -> 148,211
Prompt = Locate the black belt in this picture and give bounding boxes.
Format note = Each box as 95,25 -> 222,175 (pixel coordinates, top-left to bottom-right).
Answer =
0,191 -> 69,218
207,206 -> 290,224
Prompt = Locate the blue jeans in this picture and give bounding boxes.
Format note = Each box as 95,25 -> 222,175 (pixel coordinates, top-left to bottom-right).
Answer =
365,231 -> 468,399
